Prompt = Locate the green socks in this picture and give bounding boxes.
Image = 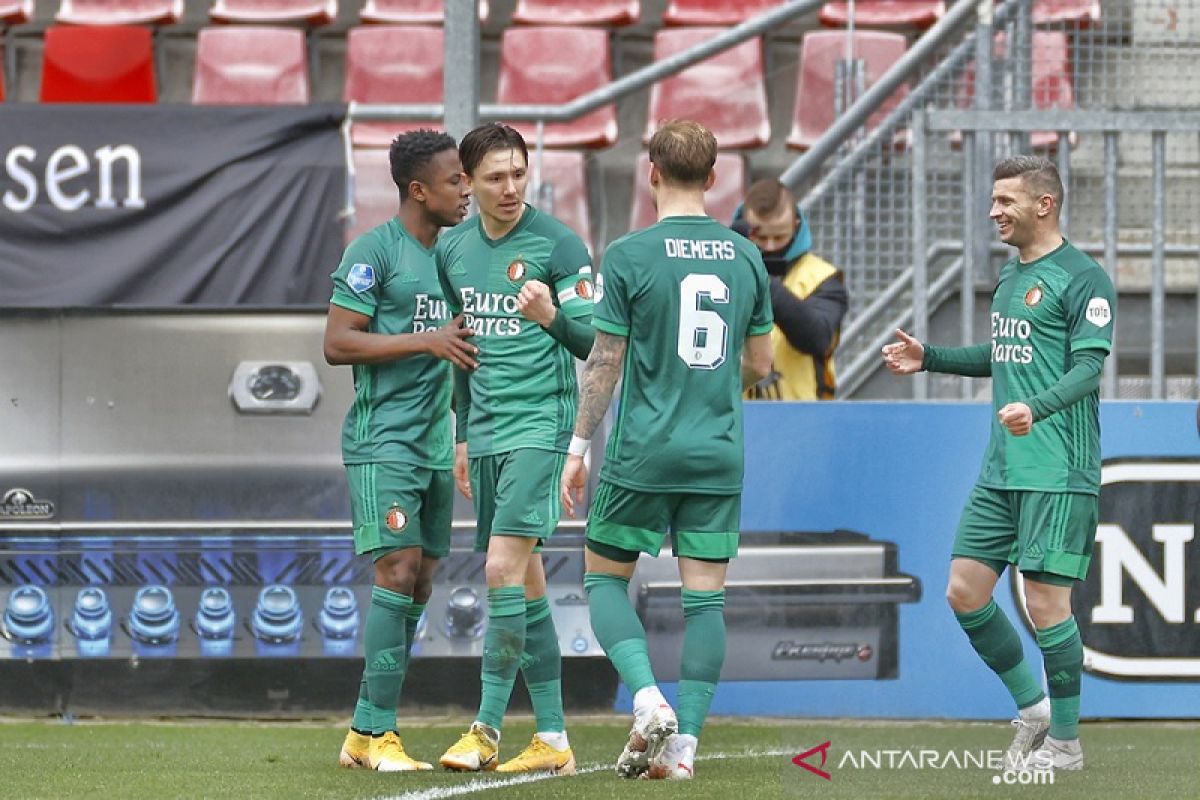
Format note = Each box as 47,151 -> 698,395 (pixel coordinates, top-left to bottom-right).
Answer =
363,586 -> 412,735
584,572 -> 657,695
955,599 -> 1046,710
352,599 -> 424,735
679,589 -> 725,737
520,596 -> 565,733
405,601 -> 425,663
351,679 -> 372,734
477,585 -> 528,731
1037,617 -> 1083,740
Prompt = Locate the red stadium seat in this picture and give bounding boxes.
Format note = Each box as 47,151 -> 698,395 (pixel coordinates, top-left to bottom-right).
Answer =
359,0 -> 489,24
819,1 -> 945,29
210,0 -> 335,25
344,25 -> 442,147
498,27 -> 617,149
1030,0 -> 1100,25
787,30 -> 908,151
57,0 -> 183,25
40,25 -> 156,103
629,151 -> 745,232
512,0 -> 638,26
957,31 -> 1073,149
347,148 -> 397,244
192,27 -> 309,104
530,150 -> 592,251
663,0 -> 780,26
645,28 -> 769,149
1,0 -> 33,25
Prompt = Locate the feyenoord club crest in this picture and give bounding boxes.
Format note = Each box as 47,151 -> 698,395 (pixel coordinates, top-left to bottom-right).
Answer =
1024,284 -> 1044,307
575,278 -> 593,300
385,503 -> 409,532
506,257 -> 527,282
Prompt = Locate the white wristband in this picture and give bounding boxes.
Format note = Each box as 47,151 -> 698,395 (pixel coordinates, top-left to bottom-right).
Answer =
568,435 -> 590,457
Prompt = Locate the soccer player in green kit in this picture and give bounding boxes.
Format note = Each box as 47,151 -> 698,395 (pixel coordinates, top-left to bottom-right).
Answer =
560,120 -> 775,780
436,123 -> 595,775
325,130 -> 477,772
883,156 -> 1117,773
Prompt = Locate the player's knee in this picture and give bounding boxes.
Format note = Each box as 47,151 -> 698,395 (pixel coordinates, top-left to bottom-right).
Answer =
1023,590 -> 1067,629
945,578 -> 987,614
411,577 -> 433,605
374,551 -> 420,595
484,557 -> 523,588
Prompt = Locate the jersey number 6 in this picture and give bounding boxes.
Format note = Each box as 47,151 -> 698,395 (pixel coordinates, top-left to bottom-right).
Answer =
677,273 -> 730,370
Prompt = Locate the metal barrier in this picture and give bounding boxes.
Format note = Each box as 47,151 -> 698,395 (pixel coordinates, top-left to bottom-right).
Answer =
790,0 -> 1200,400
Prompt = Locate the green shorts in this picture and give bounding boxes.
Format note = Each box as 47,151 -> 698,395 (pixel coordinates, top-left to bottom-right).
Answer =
470,448 -> 565,553
952,484 -> 1098,582
345,463 -> 453,560
586,480 -> 741,561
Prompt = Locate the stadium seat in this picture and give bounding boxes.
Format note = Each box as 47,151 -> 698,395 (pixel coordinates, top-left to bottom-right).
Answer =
347,147 -> 397,244
344,25 -> 442,147
663,0 -> 780,26
645,28 -> 769,149
56,0 -> 183,25
787,30 -> 908,151
629,151 -> 745,232
1030,0 -> 1100,25
210,0 -> 336,25
819,1 -> 945,29
957,31 -> 1073,149
359,0 -> 489,24
1,0 -> 32,25
498,27 -> 617,149
40,25 -> 157,103
512,0 -> 638,26
192,27 -> 309,104
529,150 -> 592,251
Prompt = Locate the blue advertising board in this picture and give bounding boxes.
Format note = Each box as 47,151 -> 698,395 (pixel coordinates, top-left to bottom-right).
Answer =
630,401 -> 1200,720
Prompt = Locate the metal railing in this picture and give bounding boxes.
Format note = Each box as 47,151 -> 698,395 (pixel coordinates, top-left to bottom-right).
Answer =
918,110 -> 1200,402
344,0 -> 824,230
799,0 -> 1200,400
347,0 -> 823,127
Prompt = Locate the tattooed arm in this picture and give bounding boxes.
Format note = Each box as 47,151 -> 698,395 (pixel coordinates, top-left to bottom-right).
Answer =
561,329 -> 626,516
573,330 -> 628,440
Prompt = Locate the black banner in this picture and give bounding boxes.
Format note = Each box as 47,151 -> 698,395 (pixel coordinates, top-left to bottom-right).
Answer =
1072,459 -> 1200,679
0,105 -> 347,306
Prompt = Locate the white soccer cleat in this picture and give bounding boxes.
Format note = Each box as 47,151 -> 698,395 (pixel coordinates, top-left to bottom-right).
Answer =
643,733 -> 696,780
1030,736 -> 1084,771
1004,712 -> 1050,771
615,702 -> 677,779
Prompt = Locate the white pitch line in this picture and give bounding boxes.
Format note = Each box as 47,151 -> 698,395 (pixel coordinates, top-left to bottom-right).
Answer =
375,747 -> 794,800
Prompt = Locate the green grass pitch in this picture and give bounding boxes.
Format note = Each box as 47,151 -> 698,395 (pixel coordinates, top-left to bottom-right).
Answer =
0,716 -> 1195,799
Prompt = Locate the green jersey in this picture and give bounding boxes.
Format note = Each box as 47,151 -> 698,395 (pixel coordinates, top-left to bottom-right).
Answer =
436,204 -> 594,457
330,218 -> 453,469
980,240 -> 1116,494
593,216 -> 774,494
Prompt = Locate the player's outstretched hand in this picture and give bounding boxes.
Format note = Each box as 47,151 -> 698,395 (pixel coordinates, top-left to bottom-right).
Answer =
453,442 -> 472,500
426,314 -> 479,371
560,454 -> 587,517
517,280 -> 557,327
998,402 -> 1033,436
882,329 -> 925,375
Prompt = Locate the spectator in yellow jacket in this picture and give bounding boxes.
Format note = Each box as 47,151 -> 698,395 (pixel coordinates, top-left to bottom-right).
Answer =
733,178 -> 848,400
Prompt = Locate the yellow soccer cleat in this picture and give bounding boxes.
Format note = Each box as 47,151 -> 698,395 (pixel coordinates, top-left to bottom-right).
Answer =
496,735 -> 577,775
368,731 -> 434,772
439,722 -> 500,772
338,729 -> 370,769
